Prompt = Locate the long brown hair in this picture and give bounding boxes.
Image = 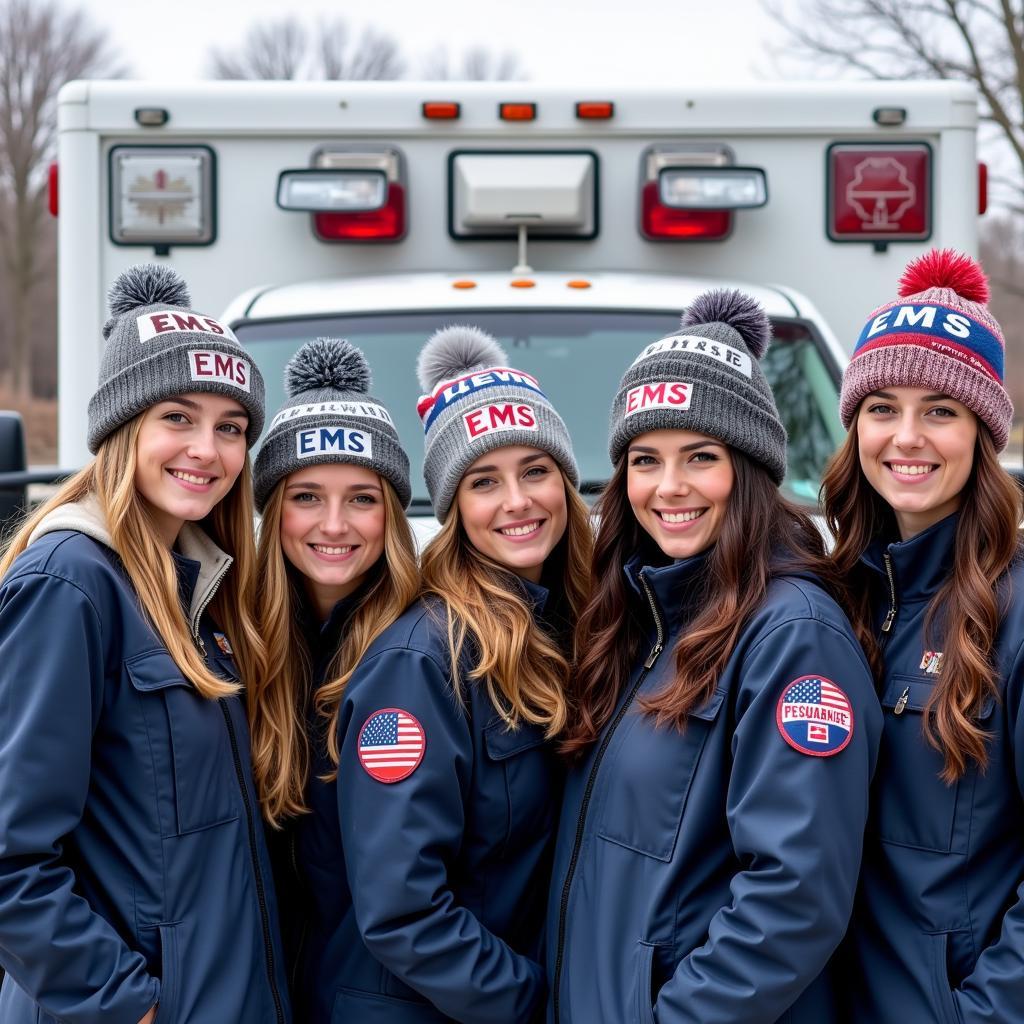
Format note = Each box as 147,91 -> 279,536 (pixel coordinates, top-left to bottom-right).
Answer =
419,471 -> 592,738
822,423 -> 1021,782
0,417 -> 264,702
250,477 -> 419,825
562,450 -> 841,756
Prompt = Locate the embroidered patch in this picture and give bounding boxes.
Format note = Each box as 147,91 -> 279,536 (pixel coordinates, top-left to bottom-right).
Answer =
462,402 -> 537,440
920,650 -> 944,675
776,675 -> 854,757
188,349 -> 251,392
357,708 -> 426,783
624,381 -> 692,416
295,425 -> 373,459
212,631 -> 233,656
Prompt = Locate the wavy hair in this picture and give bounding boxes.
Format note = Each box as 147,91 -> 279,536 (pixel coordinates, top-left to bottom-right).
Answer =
250,477 -> 419,824
419,470 -> 592,738
822,422 -> 1021,782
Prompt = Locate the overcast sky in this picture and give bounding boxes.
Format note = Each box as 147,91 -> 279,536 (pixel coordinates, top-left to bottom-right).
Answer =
83,0 -> 789,83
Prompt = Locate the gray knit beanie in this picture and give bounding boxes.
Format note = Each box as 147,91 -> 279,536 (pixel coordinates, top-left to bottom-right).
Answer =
87,264 -> 265,452
254,338 -> 411,512
416,325 -> 579,522
609,289 -> 787,484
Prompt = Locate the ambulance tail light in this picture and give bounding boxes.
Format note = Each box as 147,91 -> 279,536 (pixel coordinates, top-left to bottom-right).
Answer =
308,146 -> 407,243
48,163 -> 58,217
978,162 -> 988,216
641,184 -> 731,240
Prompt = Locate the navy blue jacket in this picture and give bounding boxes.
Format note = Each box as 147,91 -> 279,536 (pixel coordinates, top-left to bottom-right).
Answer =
547,553 -> 882,1024
0,500 -> 290,1024
844,513 -> 1024,1023
300,584 -> 559,1023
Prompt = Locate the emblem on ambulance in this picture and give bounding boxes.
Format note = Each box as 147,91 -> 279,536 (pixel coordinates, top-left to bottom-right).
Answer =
357,708 -> 426,783
776,675 -> 854,757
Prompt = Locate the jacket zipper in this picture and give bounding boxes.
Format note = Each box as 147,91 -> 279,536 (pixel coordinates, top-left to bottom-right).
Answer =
880,553 -> 898,637
220,700 -> 286,1024
552,570 -> 664,1023
190,559 -> 231,656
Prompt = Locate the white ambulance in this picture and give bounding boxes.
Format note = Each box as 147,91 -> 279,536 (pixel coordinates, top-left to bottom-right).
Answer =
45,79 -> 984,518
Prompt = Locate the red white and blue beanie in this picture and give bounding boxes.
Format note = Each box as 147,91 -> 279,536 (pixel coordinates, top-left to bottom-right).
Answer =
416,325 -> 578,523
840,249 -> 1013,450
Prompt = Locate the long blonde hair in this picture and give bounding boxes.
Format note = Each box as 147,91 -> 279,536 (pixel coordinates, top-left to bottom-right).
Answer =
419,471 -> 592,738
250,476 -> 420,825
0,418 -> 264,702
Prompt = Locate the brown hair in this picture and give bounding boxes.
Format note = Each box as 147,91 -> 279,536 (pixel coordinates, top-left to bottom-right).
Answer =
822,422 -> 1021,782
419,471 -> 592,737
562,449 -> 843,756
249,476 -> 420,825
0,417 -> 264,702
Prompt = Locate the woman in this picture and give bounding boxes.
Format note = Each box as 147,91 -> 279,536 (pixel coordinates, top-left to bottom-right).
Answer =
548,289 -> 882,1024
824,249 -> 1024,1023
324,326 -> 591,1023
0,265 -> 290,1023
248,337 -> 419,1022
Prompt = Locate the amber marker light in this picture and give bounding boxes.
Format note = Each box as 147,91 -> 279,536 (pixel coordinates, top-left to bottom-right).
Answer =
423,102 -> 460,120
567,279 -> 591,289
575,102 -> 614,120
510,279 -> 536,288
452,280 -> 476,289
500,103 -> 537,121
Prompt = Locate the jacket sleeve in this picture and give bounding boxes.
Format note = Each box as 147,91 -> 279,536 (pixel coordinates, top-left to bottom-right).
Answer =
337,646 -> 544,1024
0,571 -> 159,1024
652,614 -> 882,1024
953,637 -> 1024,1022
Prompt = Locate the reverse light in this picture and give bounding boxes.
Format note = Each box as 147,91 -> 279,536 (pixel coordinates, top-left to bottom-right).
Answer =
309,147 -> 407,242
276,170 -> 386,212
658,167 -> 767,209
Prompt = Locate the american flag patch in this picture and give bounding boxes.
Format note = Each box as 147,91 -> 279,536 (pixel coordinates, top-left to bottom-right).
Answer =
775,675 -> 854,757
357,708 -> 426,783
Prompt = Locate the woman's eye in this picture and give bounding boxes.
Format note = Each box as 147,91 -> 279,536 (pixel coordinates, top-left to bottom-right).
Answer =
926,406 -> 956,418
524,465 -> 549,479
218,422 -> 243,435
163,412 -> 189,424
470,476 -> 496,489
690,450 -> 718,463
629,455 -> 656,467
866,404 -> 895,415
291,492 -> 318,504
352,493 -> 377,505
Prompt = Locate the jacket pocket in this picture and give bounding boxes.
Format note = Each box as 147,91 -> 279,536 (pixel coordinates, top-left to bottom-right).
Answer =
483,719 -> 554,855
634,942 -> 657,1024
155,923 -> 181,1023
597,688 -> 727,861
127,649 -> 239,836
929,933 -> 965,1024
332,987 -> 450,1023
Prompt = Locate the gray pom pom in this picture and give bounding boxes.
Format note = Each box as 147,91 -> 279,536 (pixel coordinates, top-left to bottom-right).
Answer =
285,338 -> 370,397
681,289 -> 771,360
108,264 -> 191,317
416,325 -> 507,392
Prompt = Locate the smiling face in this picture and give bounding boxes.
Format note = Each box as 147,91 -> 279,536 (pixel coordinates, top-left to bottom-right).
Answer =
856,386 -> 978,540
455,445 -> 568,584
626,428 -> 734,560
279,463 -> 387,621
134,393 -> 250,548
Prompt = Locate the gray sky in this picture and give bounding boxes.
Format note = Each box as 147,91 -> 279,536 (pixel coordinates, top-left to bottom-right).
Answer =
85,0 -> 786,83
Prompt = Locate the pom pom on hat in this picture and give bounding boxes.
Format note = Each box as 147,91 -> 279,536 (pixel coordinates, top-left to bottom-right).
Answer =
107,264 -> 191,317
285,337 -> 370,397
681,288 -> 772,359
417,325 -> 507,392
899,248 -> 990,304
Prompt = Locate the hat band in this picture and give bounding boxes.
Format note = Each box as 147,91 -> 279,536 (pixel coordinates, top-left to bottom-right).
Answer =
417,366 -> 546,430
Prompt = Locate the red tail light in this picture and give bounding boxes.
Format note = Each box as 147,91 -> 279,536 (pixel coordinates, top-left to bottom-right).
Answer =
978,161 -> 988,216
641,183 -> 730,240
423,102 -> 460,120
48,162 -> 58,217
314,183 -> 406,241
576,101 -> 614,120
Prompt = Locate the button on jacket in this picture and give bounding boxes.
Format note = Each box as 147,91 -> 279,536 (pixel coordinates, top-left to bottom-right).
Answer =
845,512 -> 1024,1024
547,553 -> 882,1024
307,583 -> 559,1024
0,498 -> 291,1024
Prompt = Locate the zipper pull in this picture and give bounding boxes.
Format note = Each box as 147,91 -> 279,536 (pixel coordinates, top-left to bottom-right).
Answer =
644,642 -> 663,669
196,633 -> 208,659
881,608 -> 896,633
894,687 -> 909,715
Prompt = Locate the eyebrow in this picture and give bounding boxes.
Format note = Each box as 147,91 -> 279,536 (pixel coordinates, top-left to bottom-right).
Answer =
161,397 -> 248,419
465,452 -> 550,475
284,481 -> 383,493
628,440 -> 725,454
867,390 -> 951,403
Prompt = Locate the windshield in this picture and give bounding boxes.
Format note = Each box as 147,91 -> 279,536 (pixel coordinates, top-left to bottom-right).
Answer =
235,310 -> 845,509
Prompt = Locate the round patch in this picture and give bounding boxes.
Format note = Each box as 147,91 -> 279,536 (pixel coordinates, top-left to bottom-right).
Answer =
775,675 -> 854,757
357,708 -> 426,783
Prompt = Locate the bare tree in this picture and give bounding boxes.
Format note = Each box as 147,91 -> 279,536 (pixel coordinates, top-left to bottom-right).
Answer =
208,17 -> 308,81
0,0 -> 123,397
318,19 -> 405,81
420,45 -> 526,81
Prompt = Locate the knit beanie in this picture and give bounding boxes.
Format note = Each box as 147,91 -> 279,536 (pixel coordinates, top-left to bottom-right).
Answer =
609,289 -> 788,483
416,325 -> 579,522
88,264 -> 265,452
253,338 -> 411,512
840,249 -> 1013,450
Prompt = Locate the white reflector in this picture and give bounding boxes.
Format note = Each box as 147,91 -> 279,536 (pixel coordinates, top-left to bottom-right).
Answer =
658,167 -> 768,209
276,170 -> 387,212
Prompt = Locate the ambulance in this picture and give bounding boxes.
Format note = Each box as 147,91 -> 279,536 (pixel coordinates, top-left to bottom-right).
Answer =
36,79 -> 984,522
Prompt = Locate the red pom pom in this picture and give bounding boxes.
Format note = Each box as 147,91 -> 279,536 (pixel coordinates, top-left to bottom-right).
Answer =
898,248 -> 989,303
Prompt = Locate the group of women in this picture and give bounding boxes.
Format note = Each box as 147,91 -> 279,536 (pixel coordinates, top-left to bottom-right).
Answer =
0,247 -> 1019,1024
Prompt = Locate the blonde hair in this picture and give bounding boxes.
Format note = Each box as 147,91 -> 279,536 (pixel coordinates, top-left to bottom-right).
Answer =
0,418 -> 265,702
250,476 -> 420,825
419,472 -> 592,737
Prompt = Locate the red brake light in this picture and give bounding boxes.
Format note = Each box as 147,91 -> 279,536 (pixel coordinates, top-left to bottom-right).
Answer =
576,101 -> 614,120
500,102 -> 536,121
48,162 -> 58,217
423,102 -> 460,120
978,161 -> 988,216
640,182 -> 730,240
314,183 -> 406,241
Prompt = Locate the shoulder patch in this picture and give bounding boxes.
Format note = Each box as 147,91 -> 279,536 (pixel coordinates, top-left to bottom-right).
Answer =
357,708 -> 426,783
775,675 -> 854,757
212,631 -> 233,655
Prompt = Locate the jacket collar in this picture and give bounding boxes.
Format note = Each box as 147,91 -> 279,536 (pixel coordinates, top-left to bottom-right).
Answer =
624,549 -> 711,630
861,511 -> 958,603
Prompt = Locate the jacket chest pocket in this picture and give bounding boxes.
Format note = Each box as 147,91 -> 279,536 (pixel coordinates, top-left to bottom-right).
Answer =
482,720 -> 555,855
872,675 -> 991,853
597,688 -> 727,861
126,649 -> 239,837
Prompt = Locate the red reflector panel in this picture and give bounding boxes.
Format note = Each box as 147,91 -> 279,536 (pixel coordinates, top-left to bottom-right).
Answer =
423,102 -> 460,120
500,102 -> 536,121
978,161 -> 988,216
314,183 -> 405,242
576,101 -> 613,120
828,143 -> 931,242
48,162 -> 58,217
641,182 -> 731,240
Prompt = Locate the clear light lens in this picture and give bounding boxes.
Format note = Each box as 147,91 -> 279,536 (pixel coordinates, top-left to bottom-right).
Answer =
277,171 -> 387,212
658,168 -> 767,209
